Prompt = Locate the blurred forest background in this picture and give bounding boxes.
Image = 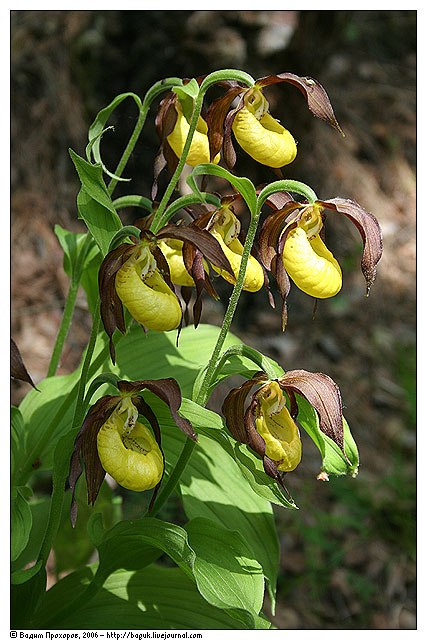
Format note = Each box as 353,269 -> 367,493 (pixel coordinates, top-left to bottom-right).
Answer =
11,9 -> 416,630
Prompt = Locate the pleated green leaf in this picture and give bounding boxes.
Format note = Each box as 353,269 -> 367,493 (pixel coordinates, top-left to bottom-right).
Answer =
32,564 -> 270,630
11,486 -> 33,561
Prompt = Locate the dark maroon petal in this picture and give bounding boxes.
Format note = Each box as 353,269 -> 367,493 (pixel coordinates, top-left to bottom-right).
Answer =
99,244 -> 135,364
128,378 -> 197,442
11,339 -> 38,390
222,372 -> 269,444
69,395 -> 120,526
181,285 -> 193,326
222,95 -> 246,169
279,370 -> 345,453
258,201 -> 303,271
257,72 -> 344,135
157,224 -> 234,278
206,86 -> 246,161
318,198 -> 383,295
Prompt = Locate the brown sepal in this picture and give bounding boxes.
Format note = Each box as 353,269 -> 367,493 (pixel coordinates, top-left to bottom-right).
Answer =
69,395 -> 121,526
11,338 -> 38,390
223,94 -> 246,169
206,86 -> 246,161
257,72 -> 344,136
99,244 -> 135,364
222,372 -> 268,444
318,198 -> 383,295
278,370 -> 345,454
157,223 -> 234,278
258,200 -> 303,271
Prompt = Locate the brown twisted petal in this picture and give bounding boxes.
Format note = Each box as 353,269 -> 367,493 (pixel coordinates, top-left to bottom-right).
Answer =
206,85 -> 246,161
11,338 -> 38,390
318,198 -> 383,295
257,73 -> 344,136
258,201 -> 304,271
157,224 -> 234,279
278,370 -> 344,453
69,395 -> 120,526
222,372 -> 269,444
99,244 -> 136,363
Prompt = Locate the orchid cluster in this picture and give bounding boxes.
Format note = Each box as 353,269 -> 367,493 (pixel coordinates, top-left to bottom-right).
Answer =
68,69 -> 382,520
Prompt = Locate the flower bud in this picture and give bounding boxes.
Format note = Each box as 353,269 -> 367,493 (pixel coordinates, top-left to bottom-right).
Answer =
115,247 -> 182,331
232,89 -> 297,168
209,209 -> 264,292
255,381 -> 302,472
167,103 -> 220,167
97,397 -> 164,492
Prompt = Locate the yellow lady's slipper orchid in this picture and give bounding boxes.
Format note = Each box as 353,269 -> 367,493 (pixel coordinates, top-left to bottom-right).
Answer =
255,381 -> 301,472
209,209 -> 264,292
282,204 -> 342,299
232,89 -> 297,168
115,246 -> 181,331
167,103 -> 220,167
97,397 -> 163,492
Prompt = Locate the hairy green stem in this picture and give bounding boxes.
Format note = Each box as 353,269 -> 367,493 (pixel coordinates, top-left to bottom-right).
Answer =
150,70 -> 255,233
107,78 -> 183,197
46,280 -> 79,378
47,233 -> 94,378
150,192 -> 262,517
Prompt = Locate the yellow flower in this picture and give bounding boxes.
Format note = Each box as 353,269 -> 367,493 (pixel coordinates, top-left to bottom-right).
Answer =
209,208 -> 264,292
282,205 -> 342,299
115,246 -> 182,331
167,103 -> 220,167
96,397 -> 164,492
255,381 -> 301,472
232,89 -> 297,168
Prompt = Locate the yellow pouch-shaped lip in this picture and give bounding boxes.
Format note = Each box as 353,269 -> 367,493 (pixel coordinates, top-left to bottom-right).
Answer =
256,382 -> 301,472
115,256 -> 181,331
158,239 -> 209,288
167,108 -> 220,167
210,229 -> 264,292
232,107 -> 297,168
97,407 -> 163,492
283,227 -> 342,299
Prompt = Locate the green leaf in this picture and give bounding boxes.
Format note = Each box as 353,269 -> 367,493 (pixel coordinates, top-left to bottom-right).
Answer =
11,486 -> 33,561
96,518 -> 195,581
53,481 -> 120,575
160,425 -> 280,612
184,517 -> 264,627
69,149 -> 118,215
76,187 -> 122,257
11,564 -> 46,629
87,92 -> 144,168
187,164 -> 257,214
11,560 -> 43,585
112,194 -> 153,212
18,335 -> 108,471
11,497 -> 51,573
113,323 -> 242,397
11,406 -> 25,485
33,564 -> 268,630
54,225 -> 100,280
173,78 -> 199,100
297,395 -> 359,476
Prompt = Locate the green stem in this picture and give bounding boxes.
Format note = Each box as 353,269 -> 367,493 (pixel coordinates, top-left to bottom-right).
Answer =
107,78 -> 184,197
150,70 -> 255,233
46,280 -> 79,377
150,190 -> 262,516
47,233 -> 94,378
